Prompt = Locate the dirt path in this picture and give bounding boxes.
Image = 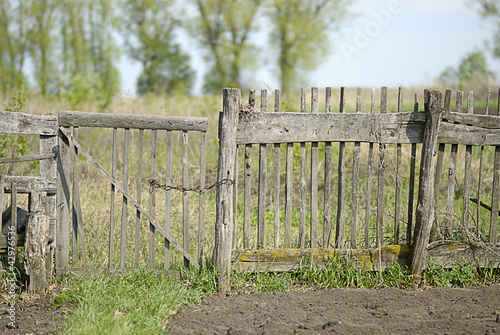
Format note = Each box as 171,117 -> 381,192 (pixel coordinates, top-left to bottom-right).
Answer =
168,286 -> 500,335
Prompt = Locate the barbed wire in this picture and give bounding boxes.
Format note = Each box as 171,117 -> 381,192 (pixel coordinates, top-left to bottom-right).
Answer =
148,178 -> 235,194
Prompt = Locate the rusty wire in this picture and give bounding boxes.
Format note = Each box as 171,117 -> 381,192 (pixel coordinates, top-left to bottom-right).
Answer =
148,178 -> 234,194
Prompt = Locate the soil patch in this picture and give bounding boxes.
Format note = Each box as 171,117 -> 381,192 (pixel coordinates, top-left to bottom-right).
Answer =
168,285 -> 500,335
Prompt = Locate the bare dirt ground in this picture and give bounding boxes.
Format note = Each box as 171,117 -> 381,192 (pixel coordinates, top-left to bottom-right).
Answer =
168,285 -> 500,335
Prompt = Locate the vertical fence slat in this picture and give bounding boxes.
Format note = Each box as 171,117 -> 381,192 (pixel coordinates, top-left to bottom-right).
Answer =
56,126 -> 70,276
257,90 -> 268,249
335,87 -> 346,248
198,131 -> 206,266
407,94 -> 418,244
284,142 -> 293,248
182,130 -> 190,267
462,92 -> 474,237
394,88 -> 403,245
0,176 -> 3,231
323,87 -> 333,248
310,87 -> 319,248
10,183 -> 17,262
233,145 -> 239,250
351,87 -> 362,248
164,130 -> 172,269
108,128 -> 117,269
273,89 -> 281,248
71,127 -> 87,268
134,129 -> 144,268
376,87 -> 387,248
149,130 -> 157,268
490,89 -> 500,243
244,143 -> 252,249
120,128 -> 130,269
299,89 -> 307,248
364,88 -> 375,248
444,92 -> 463,239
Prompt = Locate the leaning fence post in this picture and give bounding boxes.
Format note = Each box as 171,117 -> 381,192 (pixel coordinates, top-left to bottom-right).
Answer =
214,88 -> 240,294
410,90 -> 443,276
56,125 -> 70,278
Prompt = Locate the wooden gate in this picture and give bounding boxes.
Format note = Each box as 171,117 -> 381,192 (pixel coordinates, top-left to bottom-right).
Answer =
215,87 -> 500,284
57,111 -> 208,275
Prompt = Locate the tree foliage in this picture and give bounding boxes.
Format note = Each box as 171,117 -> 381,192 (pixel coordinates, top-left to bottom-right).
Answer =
122,0 -> 194,95
471,0 -> 500,57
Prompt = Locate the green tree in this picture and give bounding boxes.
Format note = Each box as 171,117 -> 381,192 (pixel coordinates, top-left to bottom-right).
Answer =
267,0 -> 353,93
190,0 -> 262,93
0,0 -> 28,95
122,0 -> 194,95
471,0 -> 500,57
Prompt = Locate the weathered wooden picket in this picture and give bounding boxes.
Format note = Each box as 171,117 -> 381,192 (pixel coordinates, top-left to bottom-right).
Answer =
214,87 -> 500,289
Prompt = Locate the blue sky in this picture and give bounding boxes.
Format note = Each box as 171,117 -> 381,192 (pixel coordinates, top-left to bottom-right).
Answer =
118,0 -> 500,95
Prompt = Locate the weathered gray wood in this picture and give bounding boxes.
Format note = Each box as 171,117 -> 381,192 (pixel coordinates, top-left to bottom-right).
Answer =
120,128 -> 130,269
310,87 -> 319,248
376,87 -> 388,249
215,88 -> 240,293
323,87 -> 333,248
2,176 -> 56,193
164,130 -> 172,269
394,88 -> 403,245
476,89 -> 490,233
490,89 -> 500,243
284,142 -> 293,248
56,127 -> 70,277
108,128 -> 118,269
273,89 -> 280,248
0,111 -> 57,135
350,87 -> 362,249
441,111 -> 500,129
58,110 -> 208,132
9,184 -> 17,261
198,131 -> 206,266
364,88 -> 375,248
243,144 -> 252,249
299,89 -> 307,248
0,154 -> 55,165
58,126 -> 197,266
444,92 -> 463,238
0,176 -> 3,235
182,130 -> 190,268
462,92 -> 474,236
335,87 -> 346,249
71,127 -> 87,268
134,129 -> 144,268
25,191 -> 50,295
411,91 -> 443,276
407,94 -> 419,244
257,90 -> 268,249
233,145 -> 239,250
149,130 -> 157,268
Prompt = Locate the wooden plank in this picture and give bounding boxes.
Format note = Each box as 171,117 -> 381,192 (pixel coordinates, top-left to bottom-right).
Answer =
198,132 -> 206,266
149,130 -> 157,268
108,128 -> 118,270
120,128 -> 130,269
58,110 -> 208,132
462,92 -> 474,236
182,130 -> 190,268
490,89 -> 500,243
350,87 -> 363,249
364,88 -> 375,248
233,144 -> 239,250
134,129 -> 144,268
444,92 -> 463,239
284,142 -> 293,248
376,87 -> 388,249
411,91 -> 443,276
273,89 -> 280,248
407,94 -> 419,244
2,176 -> 56,193
215,88 -> 240,293
431,90 -> 451,242
299,89 -> 307,248
257,90 -> 268,249
0,111 -> 57,135
323,87 -> 333,248
441,111 -> 500,129
310,87 -> 319,248
10,184 -> 17,264
476,89 -> 490,234
0,154 -> 55,165
394,88 -> 403,245
164,131 -> 172,269
57,126 -> 197,266
56,127 -> 70,277
71,127 -> 87,268
335,87 -> 346,249
243,143 -> 252,249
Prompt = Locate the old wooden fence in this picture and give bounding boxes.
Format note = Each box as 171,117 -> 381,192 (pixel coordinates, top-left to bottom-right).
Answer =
214,87 -> 500,289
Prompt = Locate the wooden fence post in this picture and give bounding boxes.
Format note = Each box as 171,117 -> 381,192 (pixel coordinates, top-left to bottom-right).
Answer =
410,90 -> 443,276
214,88 -> 240,294
56,126 -> 70,278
